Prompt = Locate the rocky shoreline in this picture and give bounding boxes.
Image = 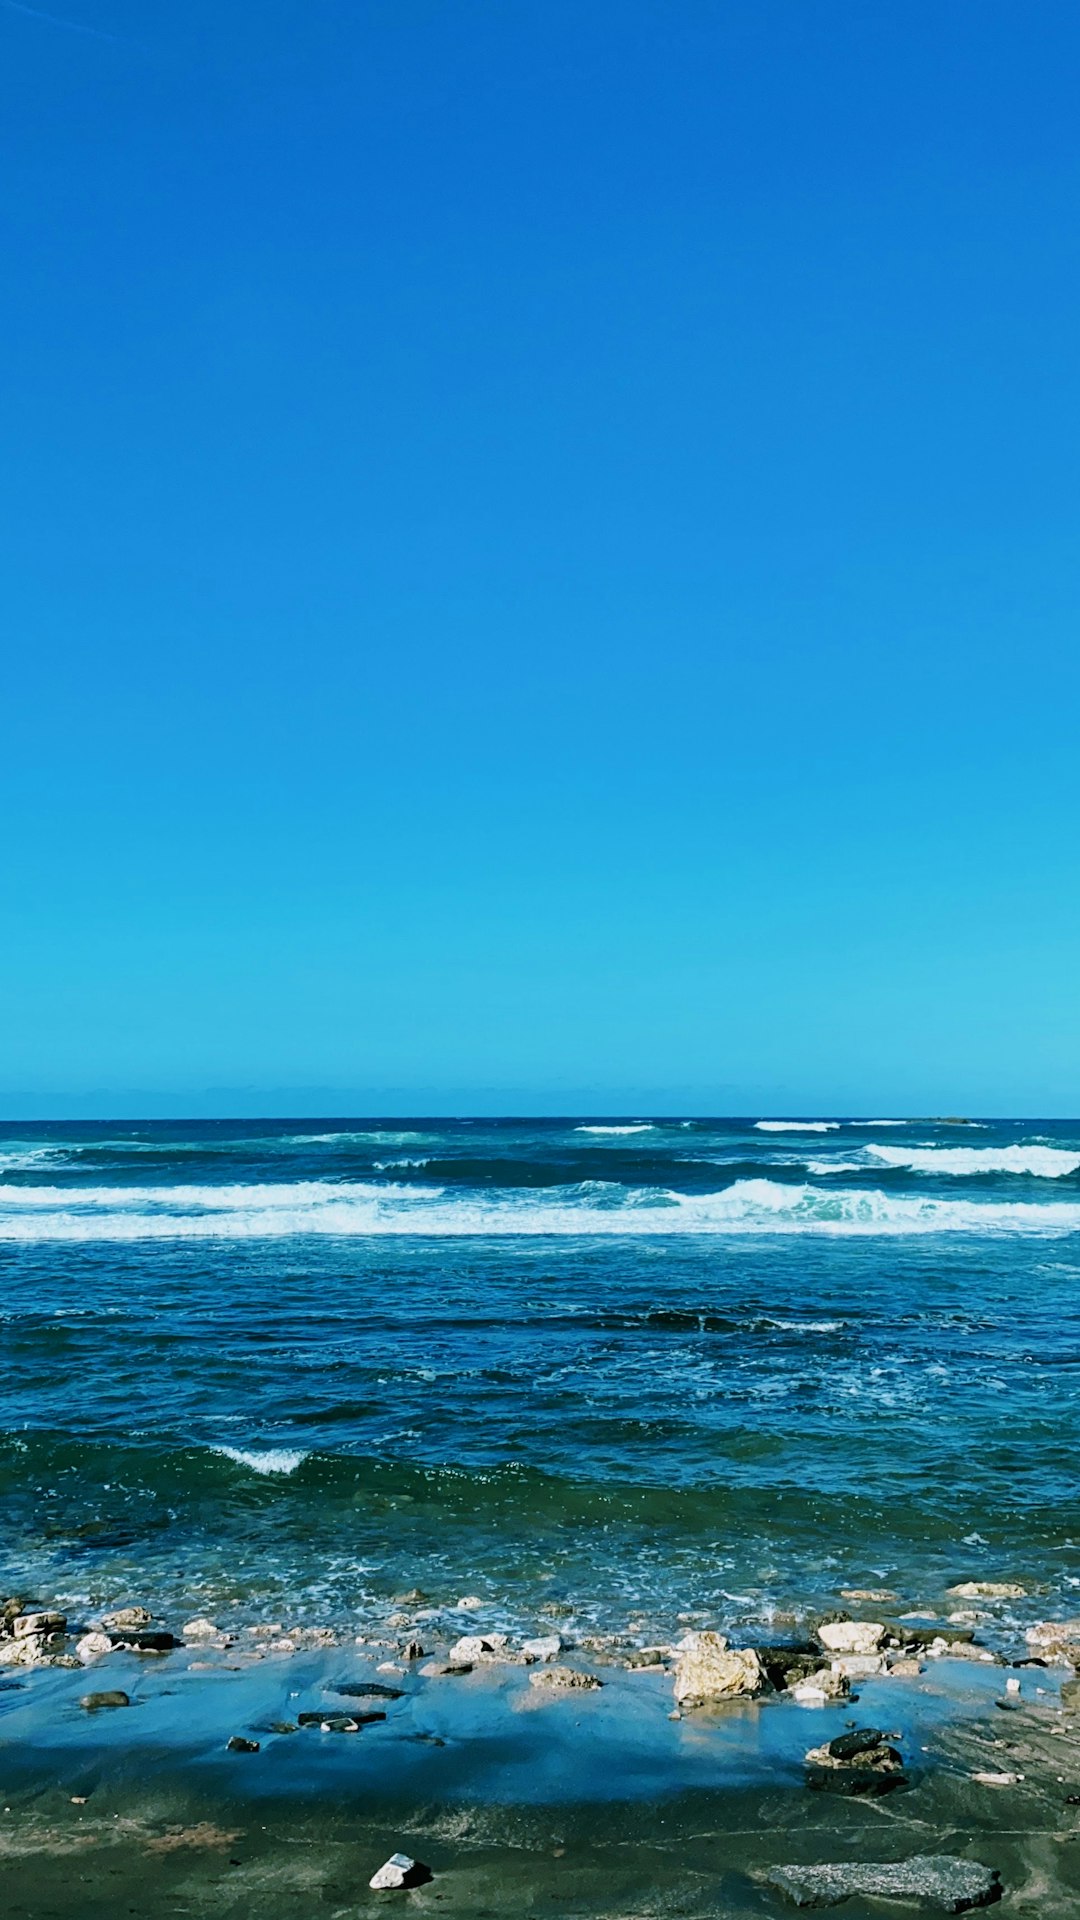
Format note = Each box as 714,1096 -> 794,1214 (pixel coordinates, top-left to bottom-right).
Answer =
3,1576 -> 1080,1911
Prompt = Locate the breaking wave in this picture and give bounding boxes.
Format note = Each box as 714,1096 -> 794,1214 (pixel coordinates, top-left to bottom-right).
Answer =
211,1445 -> 308,1476
867,1144 -> 1080,1178
754,1121 -> 840,1133
1,1176 -> 1079,1240
574,1124 -> 655,1135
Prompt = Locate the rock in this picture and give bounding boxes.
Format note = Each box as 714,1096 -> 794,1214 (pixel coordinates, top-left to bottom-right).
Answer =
370,1852 -> 431,1890
448,1633 -> 508,1663
673,1631 -> 764,1704
100,1607 -> 153,1629
529,1665 -> 602,1690
332,1681 -> 403,1699
888,1656 -> 924,1677
226,1735 -> 260,1752
972,1771 -> 1022,1786
297,1708 -> 385,1729
947,1582 -> 1025,1601
107,1629 -> 181,1653
13,1610 -> 66,1638
75,1632 -> 114,1662
181,1617 -> 220,1639
790,1667 -> 850,1702
817,1620 -> 886,1656
523,1634 -> 563,1663
455,1596 -> 483,1610
80,1690 -> 130,1710
0,1635 -> 65,1668
805,1729 -> 906,1794
392,1588 -> 428,1605
400,1640 -> 425,1661
1062,1678 -> 1080,1710
840,1588 -> 898,1604
830,1653 -> 886,1678
624,1647 -> 666,1669
768,1853 -> 1002,1910
1025,1620 -> 1080,1665
419,1659 -> 472,1678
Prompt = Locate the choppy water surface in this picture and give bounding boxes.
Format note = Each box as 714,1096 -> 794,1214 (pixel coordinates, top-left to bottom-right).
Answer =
1,1116 -> 1078,1637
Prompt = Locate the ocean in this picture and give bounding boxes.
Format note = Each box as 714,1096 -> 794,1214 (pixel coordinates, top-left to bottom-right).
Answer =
2,1115 -> 1079,1642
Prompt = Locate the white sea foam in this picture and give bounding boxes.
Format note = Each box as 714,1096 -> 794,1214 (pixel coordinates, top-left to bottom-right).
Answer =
754,1121 -> 839,1133
1,1176 -> 1078,1239
850,1120 -> 909,1127
867,1144 -> 1080,1178
574,1124 -> 655,1135
212,1445 -> 307,1475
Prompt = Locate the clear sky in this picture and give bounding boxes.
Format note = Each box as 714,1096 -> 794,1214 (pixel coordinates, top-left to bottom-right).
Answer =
2,0 -> 1079,1117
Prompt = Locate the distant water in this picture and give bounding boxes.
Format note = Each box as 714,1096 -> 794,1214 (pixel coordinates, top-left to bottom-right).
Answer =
2,1117 -> 1079,1638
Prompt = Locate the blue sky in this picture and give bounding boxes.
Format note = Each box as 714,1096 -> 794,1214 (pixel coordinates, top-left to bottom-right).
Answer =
2,0 -> 1078,1116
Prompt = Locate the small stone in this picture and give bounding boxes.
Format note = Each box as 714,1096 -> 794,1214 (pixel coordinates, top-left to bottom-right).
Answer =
1005,1676 -> 1020,1694
392,1588 -> 427,1605
888,1657 -> 924,1677
972,1770 -> 1022,1786
369,1852 -> 431,1890
673,1631 -> 764,1704
817,1620 -> 886,1656
400,1640 -> 425,1661
100,1607 -> 153,1630
831,1653 -> 886,1677
523,1634 -> 563,1663
767,1854 -> 1001,1909
455,1595 -> 483,1610
181,1617 -> 220,1639
840,1588 -> 899,1604
419,1660 -> 472,1678
80,1690 -> 130,1710
529,1665 -> 602,1691
790,1666 -> 850,1702
332,1681 -> 403,1700
226,1735 -> 260,1752
624,1646 -> 666,1669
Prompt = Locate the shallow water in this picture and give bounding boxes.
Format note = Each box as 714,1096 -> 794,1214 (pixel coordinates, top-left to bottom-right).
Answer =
2,1116 -> 1079,1634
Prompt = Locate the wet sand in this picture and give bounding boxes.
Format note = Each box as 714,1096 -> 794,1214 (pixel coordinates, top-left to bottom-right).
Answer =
3,1648 -> 1080,1915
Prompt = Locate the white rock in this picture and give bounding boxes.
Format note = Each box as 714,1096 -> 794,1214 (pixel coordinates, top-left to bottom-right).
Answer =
817,1620 -> 885,1655
181,1617 -> 220,1640
100,1607 -> 152,1630
13,1611 -> 65,1638
947,1581 -> 1026,1601
455,1595 -> 483,1610
830,1654 -> 886,1677
790,1666 -> 849,1702
76,1632 -> 113,1662
522,1634 -> 563,1663
972,1770 -> 1023,1786
673,1632 -> 764,1704
369,1852 -> 426,1890
448,1633 -> 508,1663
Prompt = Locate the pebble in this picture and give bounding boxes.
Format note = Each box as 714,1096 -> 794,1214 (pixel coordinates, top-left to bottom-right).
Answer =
226,1735 -> 260,1753
80,1691 -> 130,1710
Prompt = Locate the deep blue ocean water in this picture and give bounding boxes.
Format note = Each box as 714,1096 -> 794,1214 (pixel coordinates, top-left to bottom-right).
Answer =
2,1116 -> 1079,1640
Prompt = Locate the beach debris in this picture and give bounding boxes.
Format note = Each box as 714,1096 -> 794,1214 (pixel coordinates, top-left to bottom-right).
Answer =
80,1690 -> 131,1710
767,1853 -> 1002,1909
100,1606 -> 153,1630
673,1630 -> 765,1704
817,1619 -> 886,1656
529,1664 -> 602,1690
369,1852 -> 432,1890
226,1735 -> 260,1752
805,1727 -> 906,1794
523,1633 -> 563,1663
181,1617 -> 220,1639
947,1581 -> 1026,1601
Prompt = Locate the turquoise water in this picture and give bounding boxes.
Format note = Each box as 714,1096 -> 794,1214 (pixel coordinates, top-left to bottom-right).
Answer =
2,1116 -> 1078,1637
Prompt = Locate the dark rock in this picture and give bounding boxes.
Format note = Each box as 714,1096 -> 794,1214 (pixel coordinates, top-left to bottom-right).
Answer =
226,1735 -> 260,1753
332,1681 -> 404,1699
768,1853 -> 1002,1910
400,1640 -> 425,1660
760,1645 -> 823,1690
829,1727 -> 886,1760
108,1629 -> 181,1653
297,1709 -> 386,1729
79,1691 -> 130,1710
